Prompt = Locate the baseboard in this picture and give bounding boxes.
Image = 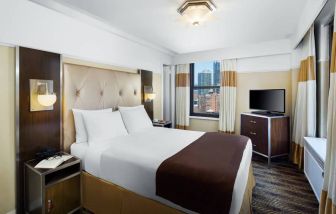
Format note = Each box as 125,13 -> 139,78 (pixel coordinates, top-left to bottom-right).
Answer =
7,209 -> 16,214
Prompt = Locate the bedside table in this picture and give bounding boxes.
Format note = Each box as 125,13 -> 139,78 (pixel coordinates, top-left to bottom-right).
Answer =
24,152 -> 81,214
153,121 -> 172,128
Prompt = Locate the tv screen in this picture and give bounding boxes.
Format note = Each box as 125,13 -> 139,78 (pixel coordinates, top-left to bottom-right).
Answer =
249,89 -> 285,113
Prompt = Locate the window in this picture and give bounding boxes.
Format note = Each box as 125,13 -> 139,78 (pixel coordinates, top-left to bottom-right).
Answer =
190,61 -> 220,118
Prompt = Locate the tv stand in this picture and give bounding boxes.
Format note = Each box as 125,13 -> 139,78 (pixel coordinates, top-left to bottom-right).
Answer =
251,111 -> 284,117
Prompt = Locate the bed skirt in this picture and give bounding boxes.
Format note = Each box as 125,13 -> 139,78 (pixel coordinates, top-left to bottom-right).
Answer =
81,165 -> 255,214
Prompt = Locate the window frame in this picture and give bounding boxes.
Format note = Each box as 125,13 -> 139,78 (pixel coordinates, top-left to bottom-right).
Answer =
189,63 -> 220,118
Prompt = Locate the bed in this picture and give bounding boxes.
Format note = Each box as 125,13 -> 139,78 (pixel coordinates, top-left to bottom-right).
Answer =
62,63 -> 255,214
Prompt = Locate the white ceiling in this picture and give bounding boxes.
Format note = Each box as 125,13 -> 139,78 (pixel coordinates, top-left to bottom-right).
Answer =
50,0 -> 308,54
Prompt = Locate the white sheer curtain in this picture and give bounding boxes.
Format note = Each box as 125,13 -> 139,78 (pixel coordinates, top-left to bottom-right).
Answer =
219,59 -> 237,133
291,26 -> 316,169
319,10 -> 336,213
163,65 -> 176,127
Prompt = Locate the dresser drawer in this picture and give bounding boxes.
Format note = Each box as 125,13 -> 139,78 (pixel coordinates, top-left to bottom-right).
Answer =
241,115 -> 267,130
242,131 -> 258,150
241,114 -> 268,155
244,129 -> 268,155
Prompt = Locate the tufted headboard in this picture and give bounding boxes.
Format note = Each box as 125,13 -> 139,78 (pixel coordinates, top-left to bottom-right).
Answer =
62,63 -> 141,152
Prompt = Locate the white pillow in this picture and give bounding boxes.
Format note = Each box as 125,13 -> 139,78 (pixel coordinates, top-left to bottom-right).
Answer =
82,111 -> 128,145
118,105 -> 153,134
72,108 -> 112,143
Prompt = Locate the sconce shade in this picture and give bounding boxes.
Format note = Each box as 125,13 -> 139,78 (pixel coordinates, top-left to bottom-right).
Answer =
144,85 -> 156,102
30,79 -> 57,111
145,93 -> 156,101
37,94 -> 57,107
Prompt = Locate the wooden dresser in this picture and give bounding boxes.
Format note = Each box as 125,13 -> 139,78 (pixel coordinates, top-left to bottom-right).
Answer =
240,113 -> 290,165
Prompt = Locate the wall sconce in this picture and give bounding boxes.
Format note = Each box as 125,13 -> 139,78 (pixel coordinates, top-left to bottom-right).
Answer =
144,86 -> 156,102
30,79 -> 57,111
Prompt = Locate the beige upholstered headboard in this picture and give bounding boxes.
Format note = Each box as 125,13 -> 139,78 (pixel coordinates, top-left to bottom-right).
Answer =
62,63 -> 141,152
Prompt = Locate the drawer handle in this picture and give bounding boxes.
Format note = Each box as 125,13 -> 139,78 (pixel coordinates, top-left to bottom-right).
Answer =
250,120 -> 257,124
253,144 -> 256,147
250,132 -> 256,135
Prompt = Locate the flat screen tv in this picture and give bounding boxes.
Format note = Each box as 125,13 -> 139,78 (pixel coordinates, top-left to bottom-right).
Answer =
249,89 -> 285,114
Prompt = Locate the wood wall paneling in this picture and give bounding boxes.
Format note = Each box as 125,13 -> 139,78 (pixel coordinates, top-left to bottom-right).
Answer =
17,47 -> 61,213
140,70 -> 154,120
271,117 -> 290,155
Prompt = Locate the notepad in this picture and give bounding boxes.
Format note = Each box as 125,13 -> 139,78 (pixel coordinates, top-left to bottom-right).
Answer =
35,158 -> 64,169
61,155 -> 73,162
34,155 -> 73,169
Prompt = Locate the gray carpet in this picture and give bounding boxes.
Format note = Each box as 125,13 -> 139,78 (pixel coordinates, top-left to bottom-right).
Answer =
252,156 -> 319,214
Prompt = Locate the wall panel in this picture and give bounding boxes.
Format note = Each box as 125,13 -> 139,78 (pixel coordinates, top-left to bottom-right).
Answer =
140,70 -> 154,120
17,47 -> 61,213
153,73 -> 163,120
0,45 -> 15,214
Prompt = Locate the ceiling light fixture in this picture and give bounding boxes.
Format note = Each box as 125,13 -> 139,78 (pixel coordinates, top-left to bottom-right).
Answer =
178,0 -> 216,26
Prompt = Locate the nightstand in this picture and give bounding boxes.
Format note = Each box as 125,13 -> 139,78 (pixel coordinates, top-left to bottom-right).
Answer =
153,121 -> 172,128
24,152 -> 81,214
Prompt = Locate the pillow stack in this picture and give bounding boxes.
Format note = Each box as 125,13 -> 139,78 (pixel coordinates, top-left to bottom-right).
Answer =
72,105 -> 153,146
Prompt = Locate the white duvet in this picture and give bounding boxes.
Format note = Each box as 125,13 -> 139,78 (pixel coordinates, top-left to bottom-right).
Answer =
71,127 -> 252,214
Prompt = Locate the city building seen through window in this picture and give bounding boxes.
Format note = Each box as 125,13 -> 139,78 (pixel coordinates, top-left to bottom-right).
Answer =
190,61 -> 220,118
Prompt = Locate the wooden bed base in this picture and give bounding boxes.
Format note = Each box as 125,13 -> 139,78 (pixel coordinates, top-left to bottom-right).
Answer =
81,165 -> 255,214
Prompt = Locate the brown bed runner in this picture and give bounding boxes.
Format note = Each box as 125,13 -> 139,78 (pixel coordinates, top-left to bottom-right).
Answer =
156,132 -> 249,214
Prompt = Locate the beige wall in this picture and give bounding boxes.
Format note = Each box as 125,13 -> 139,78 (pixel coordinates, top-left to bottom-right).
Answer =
189,118 -> 219,132
0,46 -> 15,213
63,57 -> 138,74
235,70 -> 292,133
153,73 -> 163,120
188,71 -> 292,133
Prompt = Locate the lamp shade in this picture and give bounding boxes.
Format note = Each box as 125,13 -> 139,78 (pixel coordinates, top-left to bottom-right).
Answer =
178,0 -> 216,26
37,94 -> 57,107
145,93 -> 156,102
183,4 -> 212,25
147,93 -> 156,100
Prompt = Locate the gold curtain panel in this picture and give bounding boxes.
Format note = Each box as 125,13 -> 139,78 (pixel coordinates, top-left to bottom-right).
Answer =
176,73 -> 189,87
331,32 -> 336,73
221,71 -> 237,87
298,56 -> 316,82
291,143 -> 304,170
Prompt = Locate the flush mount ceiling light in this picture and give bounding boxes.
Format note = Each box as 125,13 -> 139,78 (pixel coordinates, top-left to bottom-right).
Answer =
178,0 -> 216,26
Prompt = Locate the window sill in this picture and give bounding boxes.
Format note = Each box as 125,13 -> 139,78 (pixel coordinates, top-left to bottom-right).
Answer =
189,116 -> 219,121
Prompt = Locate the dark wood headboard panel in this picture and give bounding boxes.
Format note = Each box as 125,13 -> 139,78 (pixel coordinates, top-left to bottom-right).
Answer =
140,69 -> 154,120
16,47 -> 61,213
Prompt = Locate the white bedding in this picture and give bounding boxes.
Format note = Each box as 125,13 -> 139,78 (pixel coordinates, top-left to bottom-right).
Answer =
71,127 -> 252,214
